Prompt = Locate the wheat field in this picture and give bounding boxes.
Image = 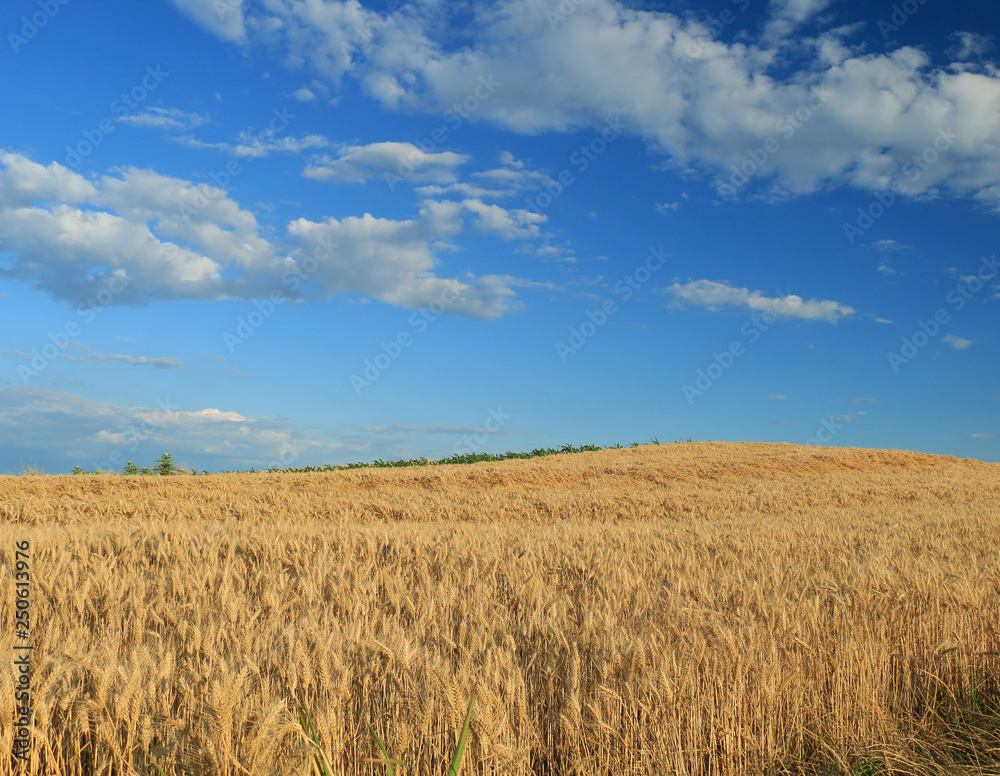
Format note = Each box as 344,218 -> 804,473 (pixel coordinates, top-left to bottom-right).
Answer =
0,441 -> 998,775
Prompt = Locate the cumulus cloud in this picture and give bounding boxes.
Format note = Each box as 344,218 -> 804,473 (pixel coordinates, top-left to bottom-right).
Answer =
286,200 -> 520,317
0,152 -> 531,318
664,279 -> 854,321
460,199 -> 546,240
172,0 -> 1000,207
0,151 -> 96,206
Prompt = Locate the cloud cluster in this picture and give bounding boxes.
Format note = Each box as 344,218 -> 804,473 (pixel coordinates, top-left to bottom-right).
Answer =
0,152 -> 535,318
172,0 -> 1000,206
0,387 -> 338,473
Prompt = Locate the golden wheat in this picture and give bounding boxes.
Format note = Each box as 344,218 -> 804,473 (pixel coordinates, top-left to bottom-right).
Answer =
0,442 -> 997,775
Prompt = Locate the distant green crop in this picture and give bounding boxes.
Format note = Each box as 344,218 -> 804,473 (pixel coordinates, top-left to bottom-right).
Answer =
67,437 -> 694,476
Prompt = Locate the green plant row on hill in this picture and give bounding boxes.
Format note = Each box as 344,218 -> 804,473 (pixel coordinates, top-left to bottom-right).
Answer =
67,438 -> 693,476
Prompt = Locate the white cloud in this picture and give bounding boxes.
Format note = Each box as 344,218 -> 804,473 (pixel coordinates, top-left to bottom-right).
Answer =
415,162 -> 567,201
0,203 -> 225,304
943,334 -> 974,349
0,152 -> 530,318
763,0 -> 834,42
286,200 -> 520,318
292,87 -> 317,101
167,0 -> 246,43
190,408 -> 247,422
97,167 -> 281,277
0,152 -> 96,207
178,132 -> 330,158
871,241 -> 908,276
768,394 -> 786,400
869,239 -> 909,252
515,242 -> 576,263
664,279 -> 854,321
946,32 -> 994,61
303,142 -> 468,184
180,0 -> 1000,208
970,432 -> 996,439
0,387 -> 341,473
234,133 -> 330,158
460,199 -> 545,240
5,343 -> 187,369
116,107 -> 209,130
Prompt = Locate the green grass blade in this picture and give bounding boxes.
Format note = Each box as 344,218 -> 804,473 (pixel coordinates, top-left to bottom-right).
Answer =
139,742 -> 168,776
368,725 -> 404,776
447,693 -> 476,776
295,689 -> 334,776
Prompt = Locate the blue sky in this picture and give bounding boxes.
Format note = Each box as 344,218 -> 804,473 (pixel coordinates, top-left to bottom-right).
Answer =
1,0 -> 998,474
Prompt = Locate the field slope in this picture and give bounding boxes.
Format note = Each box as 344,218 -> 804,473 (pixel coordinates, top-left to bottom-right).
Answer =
1,442 -> 998,775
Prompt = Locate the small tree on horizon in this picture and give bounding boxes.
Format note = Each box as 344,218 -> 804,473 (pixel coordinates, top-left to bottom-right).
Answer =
154,453 -> 178,476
